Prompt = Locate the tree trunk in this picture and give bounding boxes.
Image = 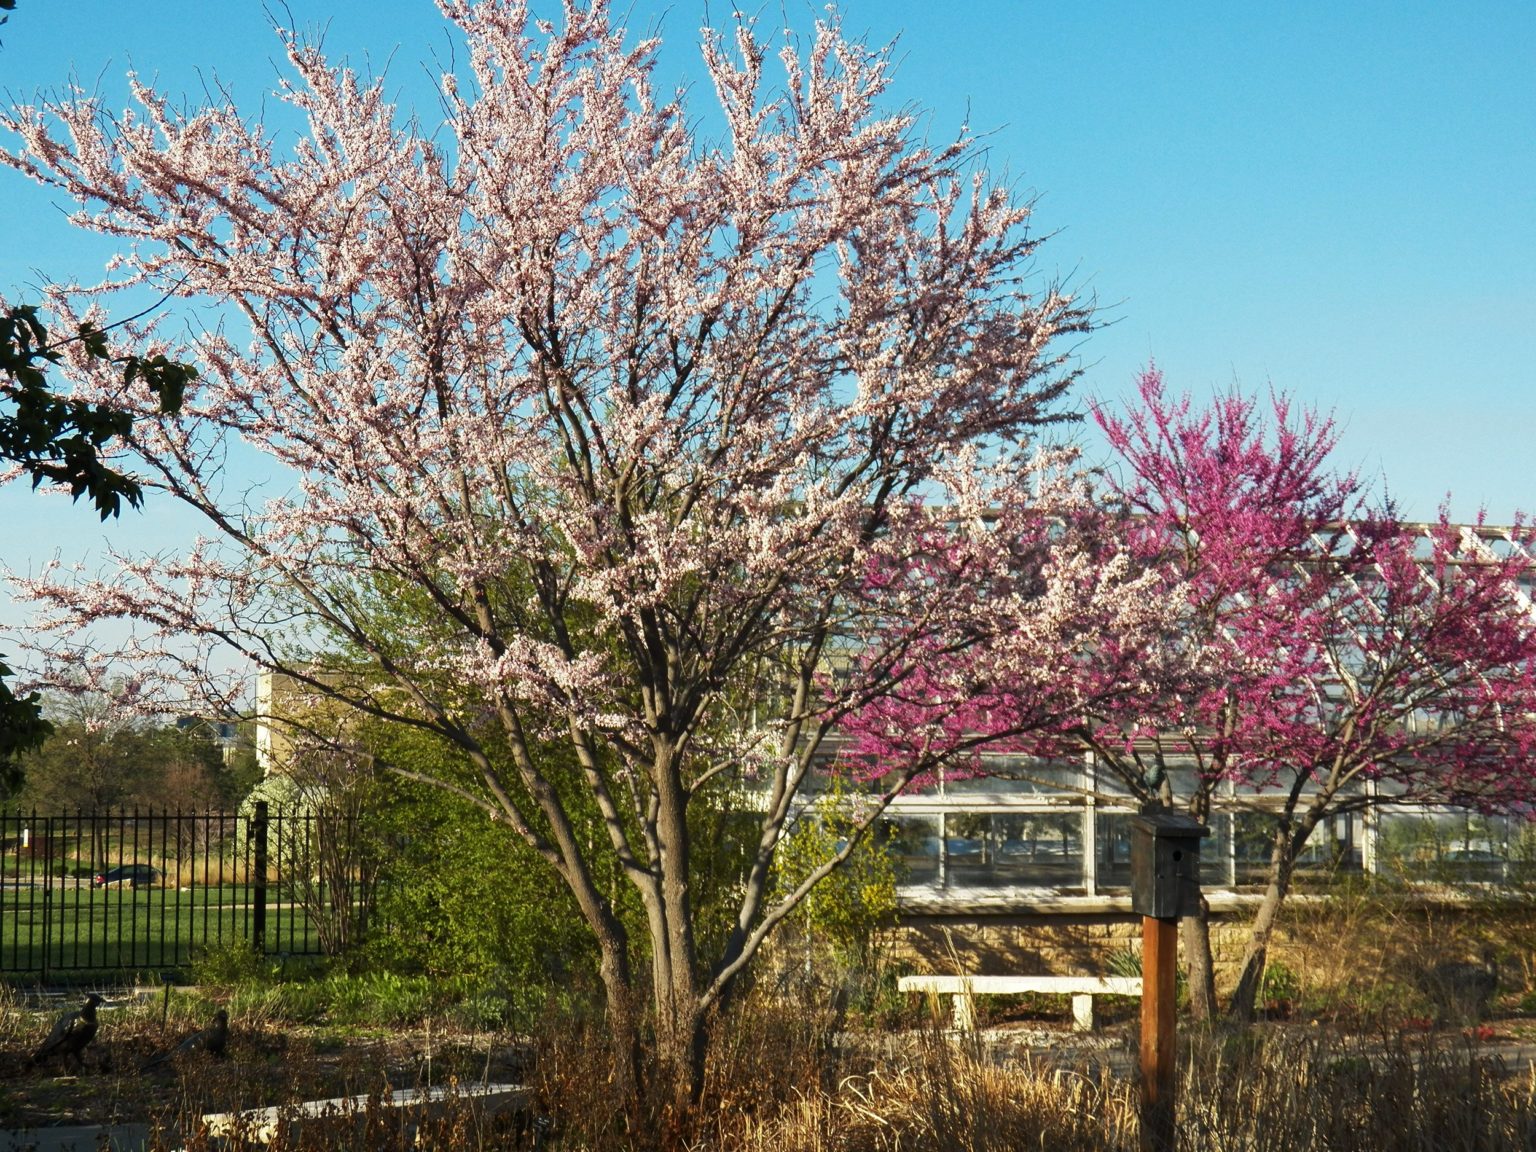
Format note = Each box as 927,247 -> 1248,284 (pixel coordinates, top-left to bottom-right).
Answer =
654,992 -> 707,1116
1227,816 -> 1313,1022
1227,882 -> 1283,1022
1180,893 -> 1218,1023
1179,789 -> 1218,1022
651,743 -> 708,1110
596,936 -> 644,1105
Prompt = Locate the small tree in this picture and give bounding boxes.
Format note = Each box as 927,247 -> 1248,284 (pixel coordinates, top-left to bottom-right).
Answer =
241,752 -> 381,957
773,776 -> 899,980
0,0 -> 1185,1103
844,370 -> 1536,1023
1092,370 -> 1536,1020
17,687 -> 152,814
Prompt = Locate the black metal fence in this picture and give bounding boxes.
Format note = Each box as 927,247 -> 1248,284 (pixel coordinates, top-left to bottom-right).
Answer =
0,804 -> 370,977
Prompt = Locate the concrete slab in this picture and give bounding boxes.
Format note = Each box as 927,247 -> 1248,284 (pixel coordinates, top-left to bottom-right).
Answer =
201,1082 -> 525,1144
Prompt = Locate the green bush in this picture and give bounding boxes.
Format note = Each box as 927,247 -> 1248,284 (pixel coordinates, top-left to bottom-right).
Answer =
1260,960 -> 1302,1006
361,742 -> 599,1009
1104,944 -> 1188,1004
773,779 -> 899,972
188,938 -> 283,988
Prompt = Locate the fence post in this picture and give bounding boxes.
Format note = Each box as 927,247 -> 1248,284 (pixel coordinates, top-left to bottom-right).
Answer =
252,800 -> 268,955
39,811 -> 51,983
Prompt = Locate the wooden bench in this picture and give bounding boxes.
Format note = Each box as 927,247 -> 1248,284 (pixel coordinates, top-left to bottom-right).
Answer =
898,974 -> 1142,1032
201,1082 -> 525,1144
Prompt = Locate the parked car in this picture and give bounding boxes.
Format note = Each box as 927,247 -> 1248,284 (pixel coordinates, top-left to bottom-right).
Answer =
1442,848 -> 1505,864
93,864 -> 161,889
1441,848 -> 1507,881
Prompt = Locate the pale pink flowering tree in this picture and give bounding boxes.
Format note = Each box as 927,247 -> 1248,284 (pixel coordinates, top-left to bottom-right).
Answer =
1094,370 -> 1536,1020
0,0 -> 1187,1101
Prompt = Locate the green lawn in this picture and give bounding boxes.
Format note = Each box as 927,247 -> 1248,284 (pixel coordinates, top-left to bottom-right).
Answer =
0,882 -> 325,974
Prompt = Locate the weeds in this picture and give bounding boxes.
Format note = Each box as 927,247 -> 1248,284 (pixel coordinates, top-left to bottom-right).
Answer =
8,948 -> 1536,1149
1181,1026 -> 1536,1152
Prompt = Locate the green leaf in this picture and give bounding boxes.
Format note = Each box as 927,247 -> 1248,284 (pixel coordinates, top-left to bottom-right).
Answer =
77,321 -> 110,360
126,353 -> 194,414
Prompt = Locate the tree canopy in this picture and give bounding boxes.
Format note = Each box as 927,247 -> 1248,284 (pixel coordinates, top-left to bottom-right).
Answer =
0,0 -> 1189,1104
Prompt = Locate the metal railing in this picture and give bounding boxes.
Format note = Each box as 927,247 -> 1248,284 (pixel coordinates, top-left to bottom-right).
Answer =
0,803 -> 365,976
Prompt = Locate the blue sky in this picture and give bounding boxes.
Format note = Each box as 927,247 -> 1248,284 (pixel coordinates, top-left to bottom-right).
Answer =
1,0 -> 1532,617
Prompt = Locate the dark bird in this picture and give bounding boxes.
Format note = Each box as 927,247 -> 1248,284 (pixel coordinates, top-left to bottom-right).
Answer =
142,1008 -> 229,1070
30,993 -> 104,1072
1420,946 -> 1499,1021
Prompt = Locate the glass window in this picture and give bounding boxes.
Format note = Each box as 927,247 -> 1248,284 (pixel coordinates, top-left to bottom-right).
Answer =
1231,811 -> 1275,884
1092,762 -> 1138,796
941,812 -> 993,887
945,755 -> 1085,796
1201,812 -> 1234,887
985,812 -> 1086,890
1295,812 -> 1363,875
1090,752 -> 1206,800
883,814 -> 941,887
1230,810 -> 1363,885
803,748 -> 943,796
941,811 -> 1086,890
1094,812 -> 1136,890
1376,809 -> 1516,885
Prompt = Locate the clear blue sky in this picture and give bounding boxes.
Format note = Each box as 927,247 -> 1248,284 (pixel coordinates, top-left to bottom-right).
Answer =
1,0 -> 1532,619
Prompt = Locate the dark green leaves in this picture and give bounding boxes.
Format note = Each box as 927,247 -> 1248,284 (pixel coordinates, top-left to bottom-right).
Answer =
1,304 -> 192,519
0,653 -> 49,796
122,350 -> 195,414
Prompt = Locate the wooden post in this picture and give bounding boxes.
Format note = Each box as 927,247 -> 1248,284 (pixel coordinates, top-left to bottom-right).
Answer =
1140,914 -> 1178,1152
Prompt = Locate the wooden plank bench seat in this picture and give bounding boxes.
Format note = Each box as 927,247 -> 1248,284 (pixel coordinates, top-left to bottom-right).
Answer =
897,974 -> 1143,1032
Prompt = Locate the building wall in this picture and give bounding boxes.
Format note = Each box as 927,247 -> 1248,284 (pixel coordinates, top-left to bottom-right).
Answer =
887,895 -> 1536,1005
253,665 -> 370,776
872,750 -> 1536,913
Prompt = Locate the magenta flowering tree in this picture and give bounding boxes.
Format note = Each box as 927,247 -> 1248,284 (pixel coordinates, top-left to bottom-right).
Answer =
1094,370 -> 1536,1020
0,0 -> 1187,1102
836,465 -> 1193,782
850,367 -> 1536,1024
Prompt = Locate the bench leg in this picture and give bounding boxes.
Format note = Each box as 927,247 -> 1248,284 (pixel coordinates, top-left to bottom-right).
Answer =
1072,993 -> 1095,1032
951,993 -> 976,1031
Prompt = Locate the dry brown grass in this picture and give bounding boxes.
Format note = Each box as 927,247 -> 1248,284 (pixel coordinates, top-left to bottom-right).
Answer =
8,953 -> 1536,1150
161,857 -> 259,888
518,969 -> 1536,1152
1263,886 -> 1536,1023
1181,1025 -> 1536,1152
526,983 -> 1139,1152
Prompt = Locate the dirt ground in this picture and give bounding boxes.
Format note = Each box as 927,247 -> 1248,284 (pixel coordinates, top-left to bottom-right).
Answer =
0,1006 -> 526,1136
7,989 -> 1536,1139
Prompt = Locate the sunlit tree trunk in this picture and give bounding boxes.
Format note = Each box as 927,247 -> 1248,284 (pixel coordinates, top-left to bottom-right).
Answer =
1227,811 -> 1320,1022
1178,783 -> 1221,1021
1181,894 -> 1218,1023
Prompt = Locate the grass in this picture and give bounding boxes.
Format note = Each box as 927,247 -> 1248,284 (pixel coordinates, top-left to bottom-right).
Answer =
5,969 -> 1536,1150
9,887 -> 1536,1149
1,883 -> 326,975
